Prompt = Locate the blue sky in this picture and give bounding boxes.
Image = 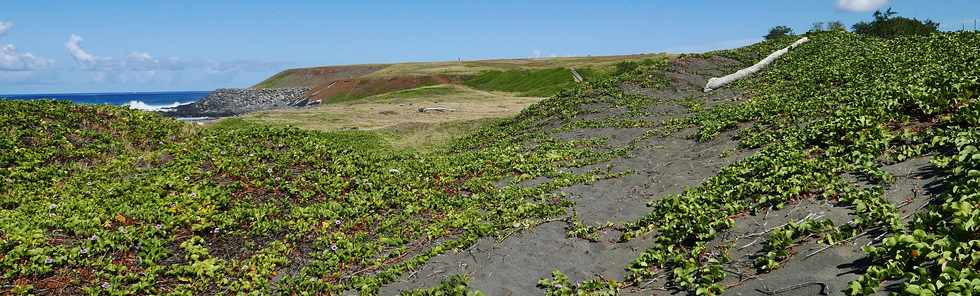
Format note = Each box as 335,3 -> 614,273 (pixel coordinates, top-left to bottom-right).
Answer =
2,0 -> 978,93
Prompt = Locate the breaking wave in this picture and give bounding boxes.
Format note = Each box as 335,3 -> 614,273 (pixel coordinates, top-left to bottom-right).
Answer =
124,100 -> 193,112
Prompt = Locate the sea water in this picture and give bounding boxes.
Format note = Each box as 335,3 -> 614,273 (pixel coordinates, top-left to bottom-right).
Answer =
0,91 -> 209,111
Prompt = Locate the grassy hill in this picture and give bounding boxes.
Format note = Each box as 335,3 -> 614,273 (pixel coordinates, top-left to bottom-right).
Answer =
241,54 -> 667,148
4,32 -> 980,295
253,53 -> 667,103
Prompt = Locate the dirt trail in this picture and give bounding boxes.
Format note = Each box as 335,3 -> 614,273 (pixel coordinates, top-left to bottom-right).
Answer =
381,56 -> 752,295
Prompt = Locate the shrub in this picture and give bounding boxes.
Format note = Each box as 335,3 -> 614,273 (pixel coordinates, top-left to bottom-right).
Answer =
852,8 -> 939,38
765,26 -> 794,40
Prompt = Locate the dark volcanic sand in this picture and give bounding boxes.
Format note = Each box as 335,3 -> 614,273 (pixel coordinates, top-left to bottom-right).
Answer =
378,54 -> 938,295
382,55 -> 755,295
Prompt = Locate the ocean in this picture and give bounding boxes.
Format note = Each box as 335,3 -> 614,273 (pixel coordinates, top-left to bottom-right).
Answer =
0,91 -> 210,111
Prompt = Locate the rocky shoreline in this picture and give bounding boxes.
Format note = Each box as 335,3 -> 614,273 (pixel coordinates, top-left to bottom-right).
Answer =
161,87 -> 316,118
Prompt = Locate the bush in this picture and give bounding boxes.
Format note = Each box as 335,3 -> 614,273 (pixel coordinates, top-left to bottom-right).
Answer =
612,61 -> 639,76
765,25 -> 794,40
808,21 -> 847,33
852,8 -> 939,38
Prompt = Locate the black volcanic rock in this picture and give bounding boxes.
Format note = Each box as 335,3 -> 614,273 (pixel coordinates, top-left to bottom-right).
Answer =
161,88 -> 313,117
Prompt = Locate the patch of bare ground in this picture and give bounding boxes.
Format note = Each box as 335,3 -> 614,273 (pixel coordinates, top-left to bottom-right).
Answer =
562,128 -> 749,225
380,55 -> 756,295
706,157 -> 940,296
380,223 -> 655,296
379,129 -> 748,295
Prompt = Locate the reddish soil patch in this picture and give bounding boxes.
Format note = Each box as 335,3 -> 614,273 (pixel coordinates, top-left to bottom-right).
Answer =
255,65 -> 388,88
258,65 -> 467,104
308,75 -> 465,102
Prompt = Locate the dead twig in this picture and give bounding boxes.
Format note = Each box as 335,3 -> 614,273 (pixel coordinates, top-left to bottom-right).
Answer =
428,268 -> 447,279
758,281 -> 828,295
902,199 -> 932,220
639,276 -> 660,289
740,213 -> 820,239
804,225 -> 882,259
737,238 -> 761,250
407,268 -> 421,279
725,274 -> 760,289
866,231 -> 889,247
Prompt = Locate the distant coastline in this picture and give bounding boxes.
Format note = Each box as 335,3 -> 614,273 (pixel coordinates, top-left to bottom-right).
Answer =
0,91 -> 210,112
1,88 -> 318,119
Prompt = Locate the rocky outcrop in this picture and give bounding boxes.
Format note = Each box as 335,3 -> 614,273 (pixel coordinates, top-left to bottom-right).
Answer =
162,88 -> 315,117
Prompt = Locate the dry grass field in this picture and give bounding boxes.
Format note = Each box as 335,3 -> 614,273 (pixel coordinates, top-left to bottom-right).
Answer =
236,84 -> 543,148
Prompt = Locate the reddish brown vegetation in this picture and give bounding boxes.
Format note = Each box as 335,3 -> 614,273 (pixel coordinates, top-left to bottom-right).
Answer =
307,75 -> 464,102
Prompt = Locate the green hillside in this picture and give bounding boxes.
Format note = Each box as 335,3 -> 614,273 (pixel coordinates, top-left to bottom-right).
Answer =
4,32 -> 980,295
252,54 -> 667,103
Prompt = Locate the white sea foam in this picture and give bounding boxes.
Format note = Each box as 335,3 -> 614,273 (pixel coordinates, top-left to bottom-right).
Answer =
124,100 -> 192,112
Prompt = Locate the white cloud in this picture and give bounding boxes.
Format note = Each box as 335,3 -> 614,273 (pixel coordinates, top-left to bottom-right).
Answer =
1,45 -> 53,70
63,33 -> 282,87
0,21 -> 53,71
125,51 -> 161,71
65,34 -> 103,68
66,34 -> 279,72
836,0 -> 889,12
0,21 -> 13,36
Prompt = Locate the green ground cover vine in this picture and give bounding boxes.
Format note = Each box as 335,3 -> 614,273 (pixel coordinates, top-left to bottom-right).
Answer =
0,50 -> 671,295
4,30 -> 980,296
613,31 -> 980,295
0,95 -> 621,294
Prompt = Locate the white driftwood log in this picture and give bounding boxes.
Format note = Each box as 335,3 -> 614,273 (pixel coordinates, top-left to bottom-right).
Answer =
703,37 -> 810,92
570,67 -> 584,83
